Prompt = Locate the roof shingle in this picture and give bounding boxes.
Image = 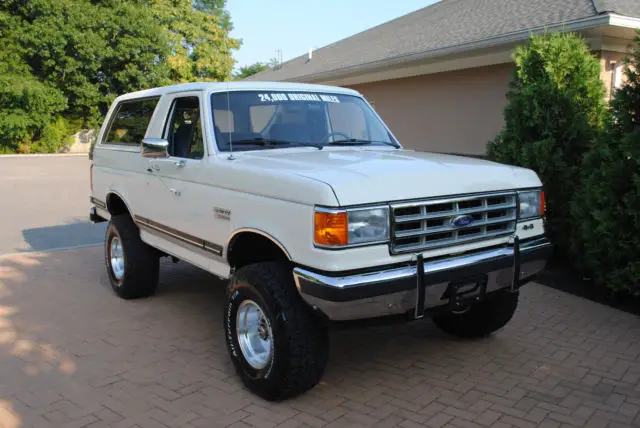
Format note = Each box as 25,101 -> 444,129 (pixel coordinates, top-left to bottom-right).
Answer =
595,0 -> 640,16
246,0 -> 639,82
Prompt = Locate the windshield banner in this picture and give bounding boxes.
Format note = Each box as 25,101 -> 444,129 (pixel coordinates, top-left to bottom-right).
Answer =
257,93 -> 341,103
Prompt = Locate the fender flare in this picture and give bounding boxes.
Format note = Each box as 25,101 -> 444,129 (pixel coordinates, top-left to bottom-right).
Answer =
226,228 -> 292,261
105,190 -> 135,218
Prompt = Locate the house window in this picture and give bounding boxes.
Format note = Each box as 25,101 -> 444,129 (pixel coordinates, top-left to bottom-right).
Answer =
613,62 -> 624,89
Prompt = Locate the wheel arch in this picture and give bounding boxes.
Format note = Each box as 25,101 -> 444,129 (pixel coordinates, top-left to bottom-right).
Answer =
226,228 -> 292,270
106,191 -> 134,217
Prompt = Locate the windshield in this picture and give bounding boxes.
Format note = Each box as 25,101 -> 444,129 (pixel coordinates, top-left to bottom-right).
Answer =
210,90 -> 399,151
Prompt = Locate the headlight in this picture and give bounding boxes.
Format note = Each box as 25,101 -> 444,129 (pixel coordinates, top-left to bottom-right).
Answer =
314,206 -> 389,247
518,190 -> 546,219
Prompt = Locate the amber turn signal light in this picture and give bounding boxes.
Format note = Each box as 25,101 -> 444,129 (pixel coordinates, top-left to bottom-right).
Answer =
314,211 -> 348,246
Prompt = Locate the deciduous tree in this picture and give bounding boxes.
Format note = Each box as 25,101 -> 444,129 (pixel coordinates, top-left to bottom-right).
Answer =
0,0 -> 238,153
148,0 -> 240,82
233,59 -> 278,80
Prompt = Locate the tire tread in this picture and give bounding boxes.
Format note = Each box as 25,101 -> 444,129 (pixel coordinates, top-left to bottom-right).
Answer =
106,215 -> 159,299
431,289 -> 519,338
227,262 -> 328,401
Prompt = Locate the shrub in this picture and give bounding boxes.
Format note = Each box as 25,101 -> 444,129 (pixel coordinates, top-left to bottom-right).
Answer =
486,31 -> 607,253
0,71 -> 67,153
570,30 -> 640,296
18,117 -> 76,154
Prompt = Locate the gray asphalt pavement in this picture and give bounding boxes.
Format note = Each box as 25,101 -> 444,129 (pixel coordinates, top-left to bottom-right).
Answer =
0,155 -> 107,254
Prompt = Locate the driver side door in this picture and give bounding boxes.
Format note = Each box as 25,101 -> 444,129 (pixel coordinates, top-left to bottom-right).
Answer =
144,92 -> 223,271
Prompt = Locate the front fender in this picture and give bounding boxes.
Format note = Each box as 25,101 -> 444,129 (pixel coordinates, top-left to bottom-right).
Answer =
226,227 -> 292,261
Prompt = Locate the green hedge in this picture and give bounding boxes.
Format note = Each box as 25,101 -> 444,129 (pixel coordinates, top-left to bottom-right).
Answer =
486,31 -> 607,253
489,30 -> 640,296
570,31 -> 640,296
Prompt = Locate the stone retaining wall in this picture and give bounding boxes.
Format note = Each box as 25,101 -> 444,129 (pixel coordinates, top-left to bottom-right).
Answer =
65,129 -> 96,153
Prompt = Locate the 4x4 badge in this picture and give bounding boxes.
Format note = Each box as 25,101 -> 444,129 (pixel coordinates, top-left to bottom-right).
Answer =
214,207 -> 231,220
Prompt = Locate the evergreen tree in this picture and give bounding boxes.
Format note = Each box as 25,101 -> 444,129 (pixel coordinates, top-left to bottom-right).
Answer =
571,30 -> 640,296
487,32 -> 608,253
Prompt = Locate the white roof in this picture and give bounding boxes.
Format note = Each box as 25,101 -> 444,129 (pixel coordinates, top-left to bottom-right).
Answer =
114,81 -> 362,102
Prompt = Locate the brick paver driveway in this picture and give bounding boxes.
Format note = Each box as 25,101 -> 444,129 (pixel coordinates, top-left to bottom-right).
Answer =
1,156 -> 640,428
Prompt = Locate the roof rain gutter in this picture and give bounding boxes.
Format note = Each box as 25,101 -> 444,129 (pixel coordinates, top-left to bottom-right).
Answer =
608,13 -> 640,28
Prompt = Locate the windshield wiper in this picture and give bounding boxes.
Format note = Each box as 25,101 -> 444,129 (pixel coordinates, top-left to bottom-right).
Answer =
229,137 -> 322,149
326,138 -> 399,148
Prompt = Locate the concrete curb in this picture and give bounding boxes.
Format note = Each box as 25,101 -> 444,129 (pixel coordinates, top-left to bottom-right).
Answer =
0,153 -> 89,158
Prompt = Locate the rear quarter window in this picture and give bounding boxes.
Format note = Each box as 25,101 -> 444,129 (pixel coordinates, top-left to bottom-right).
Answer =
103,97 -> 160,145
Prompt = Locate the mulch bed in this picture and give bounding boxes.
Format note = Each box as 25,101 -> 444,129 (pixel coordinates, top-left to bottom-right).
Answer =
535,254 -> 640,317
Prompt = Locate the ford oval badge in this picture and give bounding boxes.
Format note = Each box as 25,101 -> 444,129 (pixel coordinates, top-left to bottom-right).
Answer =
451,214 -> 473,227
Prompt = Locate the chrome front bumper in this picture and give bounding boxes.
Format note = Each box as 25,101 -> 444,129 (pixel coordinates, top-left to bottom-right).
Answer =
293,236 -> 553,321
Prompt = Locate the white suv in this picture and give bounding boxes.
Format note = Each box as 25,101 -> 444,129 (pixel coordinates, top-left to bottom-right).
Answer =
89,81 -> 552,401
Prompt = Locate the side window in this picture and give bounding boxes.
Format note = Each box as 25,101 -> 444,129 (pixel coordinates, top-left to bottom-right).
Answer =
165,97 -> 204,159
104,97 -> 159,144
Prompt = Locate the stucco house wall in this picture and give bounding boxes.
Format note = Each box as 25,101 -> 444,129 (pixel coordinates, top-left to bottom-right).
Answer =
348,63 -> 515,156
348,47 -> 635,157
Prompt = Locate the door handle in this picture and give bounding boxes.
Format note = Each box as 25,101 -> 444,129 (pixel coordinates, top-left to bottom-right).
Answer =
175,160 -> 186,168
169,189 -> 181,196
147,163 -> 160,173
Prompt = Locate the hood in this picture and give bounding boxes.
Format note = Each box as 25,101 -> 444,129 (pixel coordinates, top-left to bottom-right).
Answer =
237,147 -> 542,206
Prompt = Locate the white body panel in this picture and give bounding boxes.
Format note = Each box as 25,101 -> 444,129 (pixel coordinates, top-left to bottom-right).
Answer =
230,148 -> 542,205
90,81 -> 546,280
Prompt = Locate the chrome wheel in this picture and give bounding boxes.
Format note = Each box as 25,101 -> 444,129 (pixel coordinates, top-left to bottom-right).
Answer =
236,300 -> 273,369
109,236 -> 125,281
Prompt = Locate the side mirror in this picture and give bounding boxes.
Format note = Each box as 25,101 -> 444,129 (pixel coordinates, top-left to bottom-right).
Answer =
142,138 -> 169,158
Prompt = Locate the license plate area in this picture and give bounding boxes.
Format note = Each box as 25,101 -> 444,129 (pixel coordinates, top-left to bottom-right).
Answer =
442,274 -> 488,311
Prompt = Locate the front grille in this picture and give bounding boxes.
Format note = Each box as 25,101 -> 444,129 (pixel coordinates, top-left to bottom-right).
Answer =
390,192 -> 517,254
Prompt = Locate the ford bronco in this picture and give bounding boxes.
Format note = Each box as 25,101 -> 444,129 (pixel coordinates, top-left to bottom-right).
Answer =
89,81 -> 552,401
